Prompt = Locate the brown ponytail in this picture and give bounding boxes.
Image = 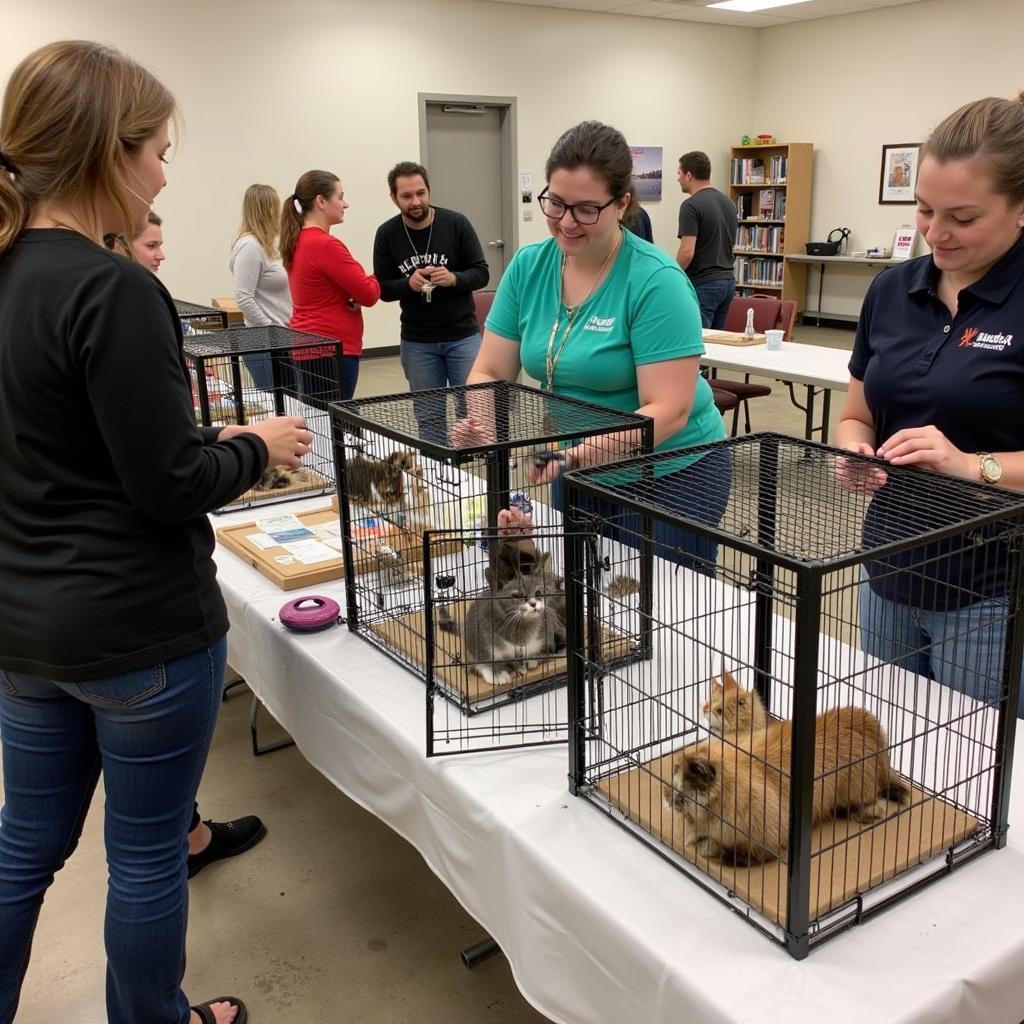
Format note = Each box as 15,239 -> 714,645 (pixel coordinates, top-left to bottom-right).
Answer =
0,40 -> 176,258
921,92 -> 1024,202
280,169 -> 339,270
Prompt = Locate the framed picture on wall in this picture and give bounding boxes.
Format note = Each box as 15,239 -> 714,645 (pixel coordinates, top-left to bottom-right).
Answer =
879,143 -> 920,204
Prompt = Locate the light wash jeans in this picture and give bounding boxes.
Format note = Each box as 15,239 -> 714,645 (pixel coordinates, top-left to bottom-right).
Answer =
0,637 -> 227,1024
400,333 -> 482,445
859,573 -> 1024,718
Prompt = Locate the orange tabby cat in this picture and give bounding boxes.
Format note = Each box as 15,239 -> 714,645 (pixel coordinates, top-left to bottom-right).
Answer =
665,706 -> 909,866
702,670 -> 768,736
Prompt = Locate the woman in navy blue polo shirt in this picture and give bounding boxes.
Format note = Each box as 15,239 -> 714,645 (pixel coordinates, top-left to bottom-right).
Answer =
836,93 -> 1024,718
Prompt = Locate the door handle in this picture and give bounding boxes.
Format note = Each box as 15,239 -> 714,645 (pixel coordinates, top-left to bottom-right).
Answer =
487,240 -> 505,248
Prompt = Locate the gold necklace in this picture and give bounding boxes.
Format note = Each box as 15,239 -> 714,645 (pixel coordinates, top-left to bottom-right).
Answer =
545,231 -> 621,391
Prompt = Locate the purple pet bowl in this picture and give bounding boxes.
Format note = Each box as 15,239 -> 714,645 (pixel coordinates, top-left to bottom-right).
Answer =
279,595 -> 341,633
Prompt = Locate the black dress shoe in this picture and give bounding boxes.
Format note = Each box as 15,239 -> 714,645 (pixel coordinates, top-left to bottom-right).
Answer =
187,815 -> 266,879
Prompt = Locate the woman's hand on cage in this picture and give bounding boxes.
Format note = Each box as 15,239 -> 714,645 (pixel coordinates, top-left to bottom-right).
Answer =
450,415 -> 494,448
243,415 -> 313,469
497,506 -> 534,538
877,426 -> 975,480
527,450 -> 565,485
834,443 -> 888,494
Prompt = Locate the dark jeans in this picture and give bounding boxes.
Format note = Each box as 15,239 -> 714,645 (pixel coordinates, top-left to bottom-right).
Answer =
294,354 -> 360,408
0,637 -> 227,1024
554,447 -> 733,574
693,277 -> 736,330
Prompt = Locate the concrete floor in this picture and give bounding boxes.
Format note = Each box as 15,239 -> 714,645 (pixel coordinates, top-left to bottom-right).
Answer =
6,324 -> 854,1023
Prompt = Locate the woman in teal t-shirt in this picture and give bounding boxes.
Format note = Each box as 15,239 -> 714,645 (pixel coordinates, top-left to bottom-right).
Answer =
461,120 -> 729,568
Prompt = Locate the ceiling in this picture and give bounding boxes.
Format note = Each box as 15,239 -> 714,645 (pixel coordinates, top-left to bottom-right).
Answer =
481,0 -> 929,29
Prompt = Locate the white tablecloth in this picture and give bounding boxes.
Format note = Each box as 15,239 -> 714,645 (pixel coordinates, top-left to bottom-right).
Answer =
214,496 -> 1024,1024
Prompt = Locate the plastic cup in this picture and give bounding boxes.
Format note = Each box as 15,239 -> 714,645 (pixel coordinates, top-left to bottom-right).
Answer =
765,329 -> 784,351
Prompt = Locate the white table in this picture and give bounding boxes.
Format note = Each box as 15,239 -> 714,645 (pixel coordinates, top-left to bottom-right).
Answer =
214,496 -> 1024,1024
701,334 -> 851,441
784,254 -> 903,327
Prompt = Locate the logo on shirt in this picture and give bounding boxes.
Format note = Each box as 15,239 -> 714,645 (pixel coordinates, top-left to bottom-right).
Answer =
398,253 -> 449,276
958,326 -> 1013,351
583,315 -> 616,333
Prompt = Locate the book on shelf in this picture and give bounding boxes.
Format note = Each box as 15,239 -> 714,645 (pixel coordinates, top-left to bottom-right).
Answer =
730,157 -> 765,185
733,255 -> 784,287
736,224 -> 784,254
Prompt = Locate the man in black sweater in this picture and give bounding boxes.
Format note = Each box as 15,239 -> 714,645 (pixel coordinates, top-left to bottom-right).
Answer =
373,162 -> 489,437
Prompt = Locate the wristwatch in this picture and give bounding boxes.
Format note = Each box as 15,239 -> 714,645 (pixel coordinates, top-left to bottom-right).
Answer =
978,452 -> 1003,484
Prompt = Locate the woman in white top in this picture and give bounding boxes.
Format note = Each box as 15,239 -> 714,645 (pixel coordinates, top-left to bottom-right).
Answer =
229,183 -> 292,389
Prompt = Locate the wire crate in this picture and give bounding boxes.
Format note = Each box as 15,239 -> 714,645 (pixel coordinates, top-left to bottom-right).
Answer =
174,298 -> 228,333
183,325 -> 343,512
330,380 -> 654,736
563,433 -> 1024,958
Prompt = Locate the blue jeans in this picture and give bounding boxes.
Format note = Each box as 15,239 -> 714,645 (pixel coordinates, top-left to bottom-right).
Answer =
693,278 -> 736,330
294,354 -> 360,406
859,575 -> 1024,718
554,448 -> 733,574
400,334 -> 482,445
0,637 -> 227,1024
241,351 -> 274,391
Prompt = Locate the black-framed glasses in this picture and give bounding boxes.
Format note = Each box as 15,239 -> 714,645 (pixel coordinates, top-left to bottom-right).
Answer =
537,188 -> 621,226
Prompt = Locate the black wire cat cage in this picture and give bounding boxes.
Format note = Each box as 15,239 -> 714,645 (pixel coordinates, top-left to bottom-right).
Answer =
174,298 -> 228,333
563,433 -> 1024,958
183,324 -> 343,512
329,381 -> 654,743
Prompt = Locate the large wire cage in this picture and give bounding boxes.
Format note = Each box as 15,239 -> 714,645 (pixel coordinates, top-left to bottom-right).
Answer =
329,381 -> 654,743
563,433 -> 1024,958
183,324 -> 343,512
174,298 -> 228,334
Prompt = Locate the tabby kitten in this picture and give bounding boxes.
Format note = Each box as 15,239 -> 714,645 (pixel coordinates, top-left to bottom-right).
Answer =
346,450 -> 417,508
256,465 -> 312,491
665,706 -> 909,866
463,571 -> 562,686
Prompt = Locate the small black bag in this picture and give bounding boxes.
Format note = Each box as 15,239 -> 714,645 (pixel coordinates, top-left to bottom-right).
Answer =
806,227 -> 850,257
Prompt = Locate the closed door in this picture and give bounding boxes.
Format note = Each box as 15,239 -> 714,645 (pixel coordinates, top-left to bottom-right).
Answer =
423,102 -> 510,288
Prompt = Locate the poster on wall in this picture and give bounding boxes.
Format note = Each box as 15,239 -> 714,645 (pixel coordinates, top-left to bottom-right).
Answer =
630,146 -> 663,201
879,143 -> 920,204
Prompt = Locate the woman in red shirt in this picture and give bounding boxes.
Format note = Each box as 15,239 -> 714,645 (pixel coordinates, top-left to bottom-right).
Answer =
280,170 -> 380,401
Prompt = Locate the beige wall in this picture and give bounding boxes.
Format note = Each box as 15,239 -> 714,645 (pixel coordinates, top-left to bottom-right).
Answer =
6,0 -> 1022,333
754,0 -> 1024,317
1,0 -> 756,348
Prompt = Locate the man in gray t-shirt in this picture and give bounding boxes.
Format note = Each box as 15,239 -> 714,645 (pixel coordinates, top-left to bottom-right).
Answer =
676,151 -> 737,329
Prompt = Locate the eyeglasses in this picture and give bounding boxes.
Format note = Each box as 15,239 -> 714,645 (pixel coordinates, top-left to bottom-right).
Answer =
537,189 -> 621,226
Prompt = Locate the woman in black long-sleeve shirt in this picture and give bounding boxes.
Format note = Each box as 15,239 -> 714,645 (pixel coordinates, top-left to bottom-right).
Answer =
0,40 -> 310,1024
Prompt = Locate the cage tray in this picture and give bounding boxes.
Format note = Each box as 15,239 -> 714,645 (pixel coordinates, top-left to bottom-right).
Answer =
702,330 -> 766,346
371,599 -> 633,704
596,752 -> 980,926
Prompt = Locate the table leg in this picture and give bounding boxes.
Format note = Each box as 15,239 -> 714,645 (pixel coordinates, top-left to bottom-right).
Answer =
821,389 -> 832,443
804,385 -> 816,441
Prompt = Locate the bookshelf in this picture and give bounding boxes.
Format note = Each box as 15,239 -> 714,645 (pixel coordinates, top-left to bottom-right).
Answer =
729,142 -> 813,307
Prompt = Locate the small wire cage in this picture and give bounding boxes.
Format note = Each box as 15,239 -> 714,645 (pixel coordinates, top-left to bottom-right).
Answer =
183,324 -> 343,512
563,433 -> 1024,958
329,381 -> 654,743
174,298 -> 228,334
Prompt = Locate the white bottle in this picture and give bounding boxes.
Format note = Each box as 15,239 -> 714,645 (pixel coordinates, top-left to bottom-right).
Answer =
744,307 -> 755,340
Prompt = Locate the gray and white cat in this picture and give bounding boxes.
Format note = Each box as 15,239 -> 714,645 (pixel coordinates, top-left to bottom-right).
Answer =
461,571 -> 562,686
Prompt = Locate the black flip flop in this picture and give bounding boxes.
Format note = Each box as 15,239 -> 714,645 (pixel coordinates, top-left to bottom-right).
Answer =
190,996 -> 248,1024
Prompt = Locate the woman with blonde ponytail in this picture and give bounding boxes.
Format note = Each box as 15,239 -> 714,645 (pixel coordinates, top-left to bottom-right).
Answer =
836,92 -> 1024,717
0,40 -> 313,1024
